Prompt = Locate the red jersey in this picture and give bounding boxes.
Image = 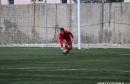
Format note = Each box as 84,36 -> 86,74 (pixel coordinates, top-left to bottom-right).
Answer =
58,30 -> 74,40
58,30 -> 74,48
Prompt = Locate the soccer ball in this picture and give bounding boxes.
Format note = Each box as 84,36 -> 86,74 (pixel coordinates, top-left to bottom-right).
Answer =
63,49 -> 67,53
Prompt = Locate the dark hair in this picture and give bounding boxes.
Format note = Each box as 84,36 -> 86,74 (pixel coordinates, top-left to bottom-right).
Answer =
60,28 -> 64,31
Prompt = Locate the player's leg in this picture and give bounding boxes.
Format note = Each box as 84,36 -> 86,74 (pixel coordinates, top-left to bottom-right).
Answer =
63,39 -> 69,51
62,39 -> 72,55
67,38 -> 72,50
63,38 -> 72,55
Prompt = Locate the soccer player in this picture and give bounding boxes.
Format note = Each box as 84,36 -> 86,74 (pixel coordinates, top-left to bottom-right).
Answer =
58,28 -> 74,55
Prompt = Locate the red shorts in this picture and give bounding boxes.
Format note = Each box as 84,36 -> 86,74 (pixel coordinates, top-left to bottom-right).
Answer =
59,38 -> 72,48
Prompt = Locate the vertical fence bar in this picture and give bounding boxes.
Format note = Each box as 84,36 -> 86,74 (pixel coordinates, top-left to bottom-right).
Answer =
69,0 -> 72,31
45,0 -> 48,47
32,0 -> 36,43
0,0 -> 1,29
113,7 -> 116,44
99,0 -> 104,43
54,3 -> 58,42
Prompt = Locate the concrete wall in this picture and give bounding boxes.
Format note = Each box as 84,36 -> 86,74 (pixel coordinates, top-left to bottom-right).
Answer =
0,3 -> 130,45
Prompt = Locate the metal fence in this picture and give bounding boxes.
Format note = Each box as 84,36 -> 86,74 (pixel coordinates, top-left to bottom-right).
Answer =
0,3 -> 130,48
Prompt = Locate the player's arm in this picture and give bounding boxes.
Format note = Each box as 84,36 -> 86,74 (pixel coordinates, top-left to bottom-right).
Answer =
68,31 -> 74,39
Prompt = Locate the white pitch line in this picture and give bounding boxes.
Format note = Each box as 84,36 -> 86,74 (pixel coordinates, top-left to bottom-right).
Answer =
119,54 -> 130,55
1,67 -> 130,73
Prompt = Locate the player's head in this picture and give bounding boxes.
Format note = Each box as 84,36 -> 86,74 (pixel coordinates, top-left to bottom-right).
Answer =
60,28 -> 64,34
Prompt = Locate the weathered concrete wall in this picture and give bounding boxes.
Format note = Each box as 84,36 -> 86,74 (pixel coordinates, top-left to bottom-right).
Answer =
0,3 -> 130,45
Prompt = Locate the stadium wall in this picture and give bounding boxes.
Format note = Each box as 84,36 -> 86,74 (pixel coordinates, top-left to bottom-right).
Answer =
0,3 -> 130,48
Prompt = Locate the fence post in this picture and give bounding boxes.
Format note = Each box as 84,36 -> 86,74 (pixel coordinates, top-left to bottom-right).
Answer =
45,0 -> 48,47
0,0 -> 1,29
113,7 -> 115,44
69,0 -> 72,31
99,0 -> 104,43
54,3 -> 58,42
32,0 -> 36,43
77,0 -> 81,49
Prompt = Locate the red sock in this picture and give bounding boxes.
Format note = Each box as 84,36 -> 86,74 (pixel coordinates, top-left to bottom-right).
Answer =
65,45 -> 68,50
65,45 -> 69,53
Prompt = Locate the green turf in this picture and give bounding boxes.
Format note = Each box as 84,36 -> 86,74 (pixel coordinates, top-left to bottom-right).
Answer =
0,47 -> 130,84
